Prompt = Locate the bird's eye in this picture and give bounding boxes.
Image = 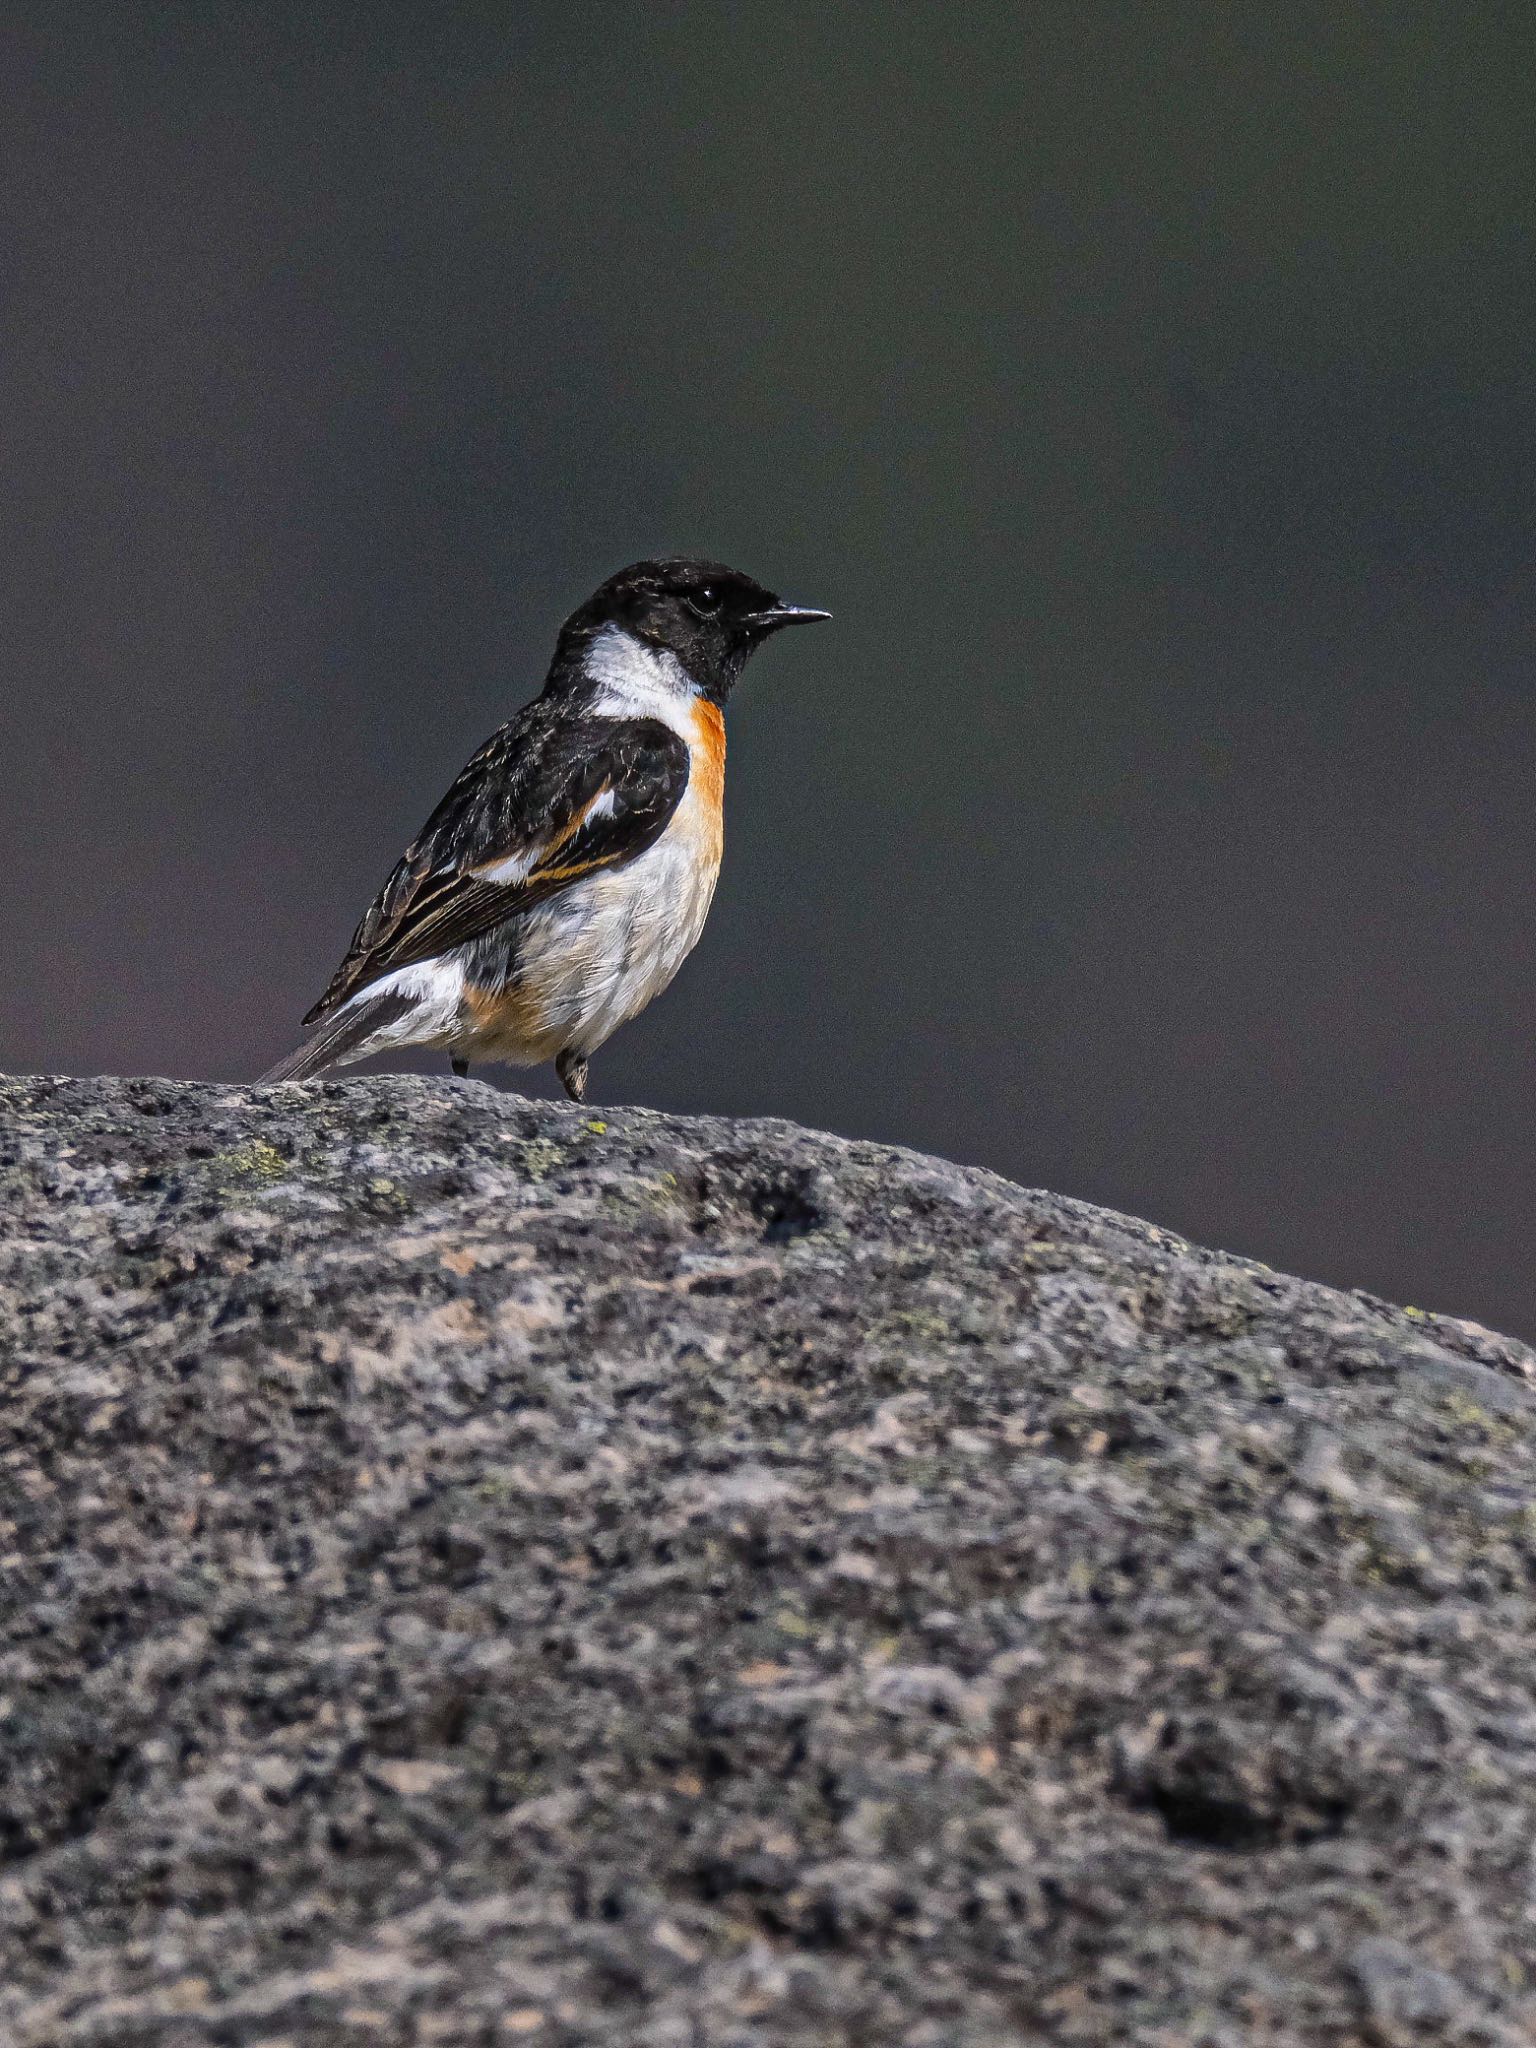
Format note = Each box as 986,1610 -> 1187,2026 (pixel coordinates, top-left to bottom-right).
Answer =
685,585 -> 721,617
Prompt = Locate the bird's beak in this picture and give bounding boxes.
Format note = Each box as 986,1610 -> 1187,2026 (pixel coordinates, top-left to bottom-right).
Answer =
746,603 -> 832,633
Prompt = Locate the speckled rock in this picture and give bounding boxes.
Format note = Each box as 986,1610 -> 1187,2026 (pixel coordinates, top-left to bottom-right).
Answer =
2,1074 -> 1536,2047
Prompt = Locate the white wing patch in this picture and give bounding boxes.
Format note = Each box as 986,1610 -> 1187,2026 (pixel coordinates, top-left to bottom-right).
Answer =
477,846 -> 539,885
477,781 -> 620,884
339,955 -> 465,1042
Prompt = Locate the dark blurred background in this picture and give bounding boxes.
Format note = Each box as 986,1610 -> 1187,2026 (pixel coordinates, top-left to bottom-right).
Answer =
2,4 -> 1532,1331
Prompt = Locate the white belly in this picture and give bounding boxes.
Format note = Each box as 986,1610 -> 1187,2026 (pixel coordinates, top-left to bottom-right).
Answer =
475,785 -> 722,1062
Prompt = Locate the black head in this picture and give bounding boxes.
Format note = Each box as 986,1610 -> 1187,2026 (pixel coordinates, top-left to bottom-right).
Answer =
557,557 -> 830,703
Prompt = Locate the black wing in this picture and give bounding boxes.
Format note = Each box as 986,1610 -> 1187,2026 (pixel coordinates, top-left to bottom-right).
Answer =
305,710 -> 690,1023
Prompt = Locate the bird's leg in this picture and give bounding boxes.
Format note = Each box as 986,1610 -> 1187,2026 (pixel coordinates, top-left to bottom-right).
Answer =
450,1054 -> 470,1080
556,1050 -> 589,1103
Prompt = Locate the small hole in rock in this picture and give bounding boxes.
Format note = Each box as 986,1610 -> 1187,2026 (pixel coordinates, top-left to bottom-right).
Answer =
754,1175 -> 823,1243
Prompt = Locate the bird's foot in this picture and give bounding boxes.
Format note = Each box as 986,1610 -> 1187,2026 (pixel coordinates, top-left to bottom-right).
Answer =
449,1054 -> 470,1080
556,1050 -> 589,1103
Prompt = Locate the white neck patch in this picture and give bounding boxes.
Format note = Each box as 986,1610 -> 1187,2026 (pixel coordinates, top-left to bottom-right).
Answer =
583,625 -> 698,734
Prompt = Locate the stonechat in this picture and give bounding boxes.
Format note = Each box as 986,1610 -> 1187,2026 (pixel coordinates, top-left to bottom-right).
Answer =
260,558 -> 829,1101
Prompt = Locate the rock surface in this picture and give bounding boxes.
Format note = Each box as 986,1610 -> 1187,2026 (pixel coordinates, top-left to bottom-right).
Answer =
2,1075 -> 1536,2046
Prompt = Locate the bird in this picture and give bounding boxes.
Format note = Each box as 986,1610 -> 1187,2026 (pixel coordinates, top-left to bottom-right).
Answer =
259,557 -> 829,1102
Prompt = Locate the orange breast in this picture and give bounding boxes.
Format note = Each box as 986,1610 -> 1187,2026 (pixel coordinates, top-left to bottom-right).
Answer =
690,699 -> 726,860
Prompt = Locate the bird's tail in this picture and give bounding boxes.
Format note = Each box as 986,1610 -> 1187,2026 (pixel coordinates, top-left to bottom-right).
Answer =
258,990 -> 414,1085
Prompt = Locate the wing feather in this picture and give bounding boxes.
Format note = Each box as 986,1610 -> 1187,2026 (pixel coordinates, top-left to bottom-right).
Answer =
304,710 -> 690,1023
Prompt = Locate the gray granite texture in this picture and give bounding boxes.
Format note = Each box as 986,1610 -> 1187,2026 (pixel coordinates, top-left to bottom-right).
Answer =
2,1074 -> 1535,2046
